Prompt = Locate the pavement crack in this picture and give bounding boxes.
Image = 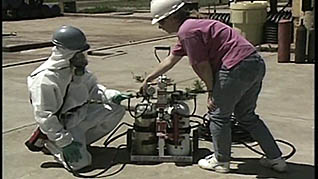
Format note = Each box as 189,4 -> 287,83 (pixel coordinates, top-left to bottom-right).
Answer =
3,122 -> 37,134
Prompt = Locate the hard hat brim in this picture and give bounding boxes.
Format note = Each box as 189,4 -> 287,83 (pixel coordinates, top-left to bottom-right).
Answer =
80,44 -> 90,52
53,42 -> 90,52
152,16 -> 166,25
151,2 -> 185,25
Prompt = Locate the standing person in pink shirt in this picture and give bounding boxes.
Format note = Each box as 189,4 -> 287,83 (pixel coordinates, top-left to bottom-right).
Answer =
140,0 -> 287,173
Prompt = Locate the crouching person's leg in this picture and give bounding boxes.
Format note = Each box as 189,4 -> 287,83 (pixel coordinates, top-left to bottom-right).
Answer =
43,128 -> 92,171
43,103 -> 125,171
85,104 -> 126,145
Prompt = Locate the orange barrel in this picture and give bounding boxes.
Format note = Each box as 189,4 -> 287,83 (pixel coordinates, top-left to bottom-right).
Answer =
295,19 -> 307,63
277,19 -> 292,63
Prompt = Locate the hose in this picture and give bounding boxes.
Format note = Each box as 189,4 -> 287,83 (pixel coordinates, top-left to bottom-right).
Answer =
103,122 -> 133,146
127,98 -> 149,119
65,144 -> 127,178
190,97 -> 197,115
239,139 -> 296,160
64,121 -> 132,178
176,112 -> 209,124
177,112 -> 296,160
63,95 -> 295,177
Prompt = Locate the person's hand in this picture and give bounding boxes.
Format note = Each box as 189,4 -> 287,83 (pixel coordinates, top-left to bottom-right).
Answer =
62,141 -> 82,163
111,93 -> 133,104
207,96 -> 217,112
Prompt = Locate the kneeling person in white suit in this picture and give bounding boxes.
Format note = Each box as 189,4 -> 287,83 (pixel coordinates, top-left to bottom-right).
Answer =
26,25 -> 130,171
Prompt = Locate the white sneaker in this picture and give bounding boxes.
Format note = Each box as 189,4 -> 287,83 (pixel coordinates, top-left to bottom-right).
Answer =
198,154 -> 230,173
259,157 -> 288,172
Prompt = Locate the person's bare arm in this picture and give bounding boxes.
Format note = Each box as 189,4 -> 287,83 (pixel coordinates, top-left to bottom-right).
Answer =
191,61 -> 217,111
145,54 -> 182,82
141,54 -> 182,92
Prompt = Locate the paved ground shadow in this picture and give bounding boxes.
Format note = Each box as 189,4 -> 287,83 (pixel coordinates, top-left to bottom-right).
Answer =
231,157 -> 315,179
40,146 -> 212,177
40,146 -> 313,178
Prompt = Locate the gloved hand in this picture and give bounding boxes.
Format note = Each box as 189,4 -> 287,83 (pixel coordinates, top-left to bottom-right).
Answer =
62,141 -> 82,163
111,93 -> 133,104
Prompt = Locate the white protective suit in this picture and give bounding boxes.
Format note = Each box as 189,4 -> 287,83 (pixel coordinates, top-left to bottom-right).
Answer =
27,46 -> 125,170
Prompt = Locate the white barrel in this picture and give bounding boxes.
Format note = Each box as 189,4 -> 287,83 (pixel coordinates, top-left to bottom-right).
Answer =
230,1 -> 268,45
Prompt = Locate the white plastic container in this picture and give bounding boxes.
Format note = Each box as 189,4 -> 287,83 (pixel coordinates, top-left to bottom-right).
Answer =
230,1 -> 268,45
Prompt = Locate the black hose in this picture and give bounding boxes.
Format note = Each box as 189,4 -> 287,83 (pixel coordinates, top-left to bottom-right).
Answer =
103,122 -> 133,146
181,112 -> 296,160
177,113 -> 209,123
63,121 -> 133,178
239,139 -> 296,160
104,131 -> 128,147
65,106 -> 295,177
154,51 -> 162,63
127,98 -> 149,119
190,97 -> 197,115
65,144 -> 127,178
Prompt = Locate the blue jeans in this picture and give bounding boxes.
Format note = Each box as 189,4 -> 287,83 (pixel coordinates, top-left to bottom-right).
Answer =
208,52 -> 282,162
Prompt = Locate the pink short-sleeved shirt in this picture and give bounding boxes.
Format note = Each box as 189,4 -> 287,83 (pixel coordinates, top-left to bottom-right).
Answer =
172,19 -> 256,73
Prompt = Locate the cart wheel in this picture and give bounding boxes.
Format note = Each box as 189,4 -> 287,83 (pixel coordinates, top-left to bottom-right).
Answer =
192,129 -> 199,163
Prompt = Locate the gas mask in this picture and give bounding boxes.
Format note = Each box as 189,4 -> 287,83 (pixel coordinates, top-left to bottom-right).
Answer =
69,52 -> 88,76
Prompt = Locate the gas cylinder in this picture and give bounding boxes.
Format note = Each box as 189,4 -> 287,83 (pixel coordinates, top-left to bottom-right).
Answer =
295,19 -> 307,63
307,28 -> 315,63
135,102 -> 157,128
132,131 -> 157,155
166,102 -> 191,156
132,102 -> 157,155
278,20 -> 292,63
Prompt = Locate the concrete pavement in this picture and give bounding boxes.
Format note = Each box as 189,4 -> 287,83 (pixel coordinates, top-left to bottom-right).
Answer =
3,15 -> 315,179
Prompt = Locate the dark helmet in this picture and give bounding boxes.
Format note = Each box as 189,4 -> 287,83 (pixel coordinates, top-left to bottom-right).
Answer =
52,25 -> 90,51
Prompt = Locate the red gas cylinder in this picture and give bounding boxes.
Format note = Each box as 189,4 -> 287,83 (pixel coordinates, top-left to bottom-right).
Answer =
278,20 -> 292,63
307,28 -> 315,63
295,19 -> 307,63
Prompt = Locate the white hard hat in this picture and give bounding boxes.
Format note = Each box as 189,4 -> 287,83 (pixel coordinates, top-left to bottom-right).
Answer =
151,0 -> 186,25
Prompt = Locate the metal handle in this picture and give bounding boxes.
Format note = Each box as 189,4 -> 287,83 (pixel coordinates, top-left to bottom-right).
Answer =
154,45 -> 171,63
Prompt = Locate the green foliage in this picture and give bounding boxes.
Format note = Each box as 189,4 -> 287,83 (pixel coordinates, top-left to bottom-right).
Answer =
131,72 -> 147,83
185,79 -> 205,93
193,79 -> 205,91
